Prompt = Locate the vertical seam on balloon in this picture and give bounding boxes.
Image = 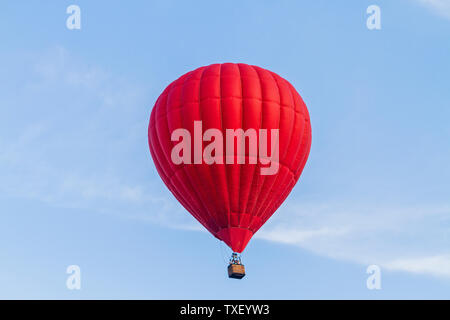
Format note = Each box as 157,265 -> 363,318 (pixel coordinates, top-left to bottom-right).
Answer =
256,71 -> 283,220
198,65 -> 222,228
255,70 -> 283,220
251,67 -> 273,219
218,63 -> 231,230
245,65 -> 265,232
237,65 -> 255,219
276,79 -> 298,213
236,63 -> 244,227
264,73 -> 285,218
276,75 -> 295,161
182,67 -> 221,231
206,65 -> 231,230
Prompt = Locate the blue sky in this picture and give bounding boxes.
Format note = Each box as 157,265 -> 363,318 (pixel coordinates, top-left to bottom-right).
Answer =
1,0 -> 450,299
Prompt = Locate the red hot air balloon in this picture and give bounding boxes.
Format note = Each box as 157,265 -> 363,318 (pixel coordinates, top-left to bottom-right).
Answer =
148,63 -> 311,278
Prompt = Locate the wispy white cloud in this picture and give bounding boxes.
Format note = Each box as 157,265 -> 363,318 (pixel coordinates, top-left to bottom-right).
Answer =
256,226 -> 349,245
255,202 -> 450,278
416,0 -> 450,19
384,254 -> 450,278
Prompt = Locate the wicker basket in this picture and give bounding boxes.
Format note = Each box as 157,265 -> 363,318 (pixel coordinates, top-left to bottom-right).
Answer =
228,264 -> 246,279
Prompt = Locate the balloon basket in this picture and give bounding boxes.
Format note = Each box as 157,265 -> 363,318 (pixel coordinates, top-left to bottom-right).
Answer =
228,264 -> 245,279
227,253 -> 245,279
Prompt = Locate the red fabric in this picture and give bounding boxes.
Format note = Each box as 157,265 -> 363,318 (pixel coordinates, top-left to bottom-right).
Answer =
148,63 -> 311,253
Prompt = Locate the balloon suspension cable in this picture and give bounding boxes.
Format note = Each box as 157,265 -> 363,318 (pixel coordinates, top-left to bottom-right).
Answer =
229,252 -> 243,265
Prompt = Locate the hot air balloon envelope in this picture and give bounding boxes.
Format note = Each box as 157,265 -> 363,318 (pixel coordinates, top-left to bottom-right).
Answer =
148,63 -> 311,253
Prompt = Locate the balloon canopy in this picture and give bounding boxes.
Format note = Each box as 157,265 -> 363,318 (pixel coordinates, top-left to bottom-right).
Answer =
148,63 -> 311,253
